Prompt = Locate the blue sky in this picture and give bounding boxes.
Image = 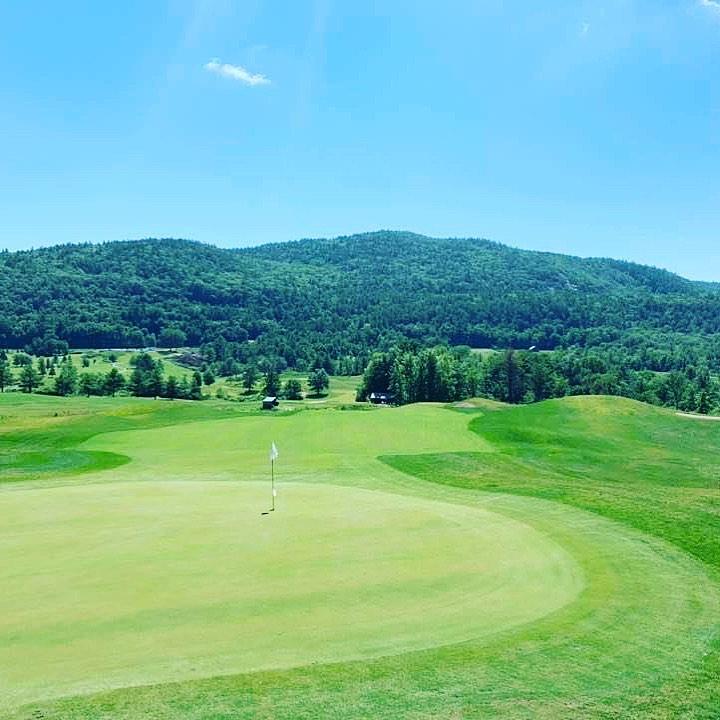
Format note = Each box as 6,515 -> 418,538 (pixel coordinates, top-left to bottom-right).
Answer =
1,1 -> 719,279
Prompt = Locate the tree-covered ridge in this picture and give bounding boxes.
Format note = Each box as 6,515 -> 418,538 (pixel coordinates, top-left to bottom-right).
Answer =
248,231 -> 696,295
1,232 -> 719,371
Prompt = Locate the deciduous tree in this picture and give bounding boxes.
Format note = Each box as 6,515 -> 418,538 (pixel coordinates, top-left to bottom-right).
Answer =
308,368 -> 330,397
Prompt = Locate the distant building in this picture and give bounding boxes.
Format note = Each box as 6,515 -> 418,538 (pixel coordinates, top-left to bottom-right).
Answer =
262,396 -> 279,410
369,392 -> 395,405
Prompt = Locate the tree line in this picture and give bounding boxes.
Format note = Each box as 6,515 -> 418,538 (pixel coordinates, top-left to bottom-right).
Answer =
3,343 -> 716,414
0,351 -> 332,402
0,351 -> 205,400
357,345 -> 720,414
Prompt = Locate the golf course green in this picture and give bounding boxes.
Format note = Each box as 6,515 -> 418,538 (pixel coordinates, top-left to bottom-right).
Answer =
1,394 -> 719,718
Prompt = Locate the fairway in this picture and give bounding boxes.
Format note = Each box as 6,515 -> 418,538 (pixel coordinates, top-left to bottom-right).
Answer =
1,396 -> 720,719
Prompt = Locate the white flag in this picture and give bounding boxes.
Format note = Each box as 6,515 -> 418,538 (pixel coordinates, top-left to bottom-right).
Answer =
270,442 -> 279,462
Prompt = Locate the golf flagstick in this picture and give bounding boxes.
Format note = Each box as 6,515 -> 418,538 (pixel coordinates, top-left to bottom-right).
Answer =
263,442 -> 279,515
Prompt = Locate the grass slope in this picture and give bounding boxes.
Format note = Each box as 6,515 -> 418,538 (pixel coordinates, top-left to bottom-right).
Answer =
1,395 -> 719,718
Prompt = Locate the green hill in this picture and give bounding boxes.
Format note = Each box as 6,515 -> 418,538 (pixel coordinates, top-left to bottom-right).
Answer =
1,232 -> 719,370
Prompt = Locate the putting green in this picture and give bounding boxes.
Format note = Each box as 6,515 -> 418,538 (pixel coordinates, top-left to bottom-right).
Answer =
77,404 -> 492,486
1,479 -> 582,708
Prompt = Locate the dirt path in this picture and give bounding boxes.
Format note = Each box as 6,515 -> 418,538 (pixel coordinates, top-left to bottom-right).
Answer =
676,412 -> 720,421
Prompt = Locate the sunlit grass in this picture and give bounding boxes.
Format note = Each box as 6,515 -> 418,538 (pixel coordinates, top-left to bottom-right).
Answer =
1,395 -> 719,719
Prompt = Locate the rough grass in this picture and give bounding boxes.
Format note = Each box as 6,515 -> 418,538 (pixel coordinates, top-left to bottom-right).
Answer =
1,395 -> 719,719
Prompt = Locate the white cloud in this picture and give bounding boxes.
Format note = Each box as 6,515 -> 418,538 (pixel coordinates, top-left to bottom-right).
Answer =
700,0 -> 720,11
204,59 -> 270,86
580,22 -> 591,36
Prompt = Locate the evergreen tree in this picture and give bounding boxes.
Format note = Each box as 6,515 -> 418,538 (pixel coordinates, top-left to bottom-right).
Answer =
128,353 -> 165,397
389,353 -> 413,404
503,349 -> 524,404
698,391 -> 710,415
218,358 -> 239,377
263,368 -> 281,397
664,371 -> 687,410
356,352 -> 394,401
55,363 -> 78,396
0,360 -> 13,392
165,375 -> 179,400
242,365 -> 258,393
178,376 -> 191,400
104,368 -> 125,396
150,364 -> 164,397
681,385 -> 698,413
130,367 -> 145,396
19,364 -> 41,393
190,371 -> 203,400
79,373 -> 102,397
283,378 -> 303,400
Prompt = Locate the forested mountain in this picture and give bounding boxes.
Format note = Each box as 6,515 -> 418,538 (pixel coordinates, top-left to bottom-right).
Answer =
1,231 -> 719,372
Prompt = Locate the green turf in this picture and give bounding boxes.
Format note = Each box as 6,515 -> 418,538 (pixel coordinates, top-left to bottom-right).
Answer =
0,480 -> 584,709
1,395 -> 719,719
0,394 -> 267,483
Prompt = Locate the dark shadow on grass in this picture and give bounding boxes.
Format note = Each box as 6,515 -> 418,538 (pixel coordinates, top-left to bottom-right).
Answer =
0,450 -> 130,482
